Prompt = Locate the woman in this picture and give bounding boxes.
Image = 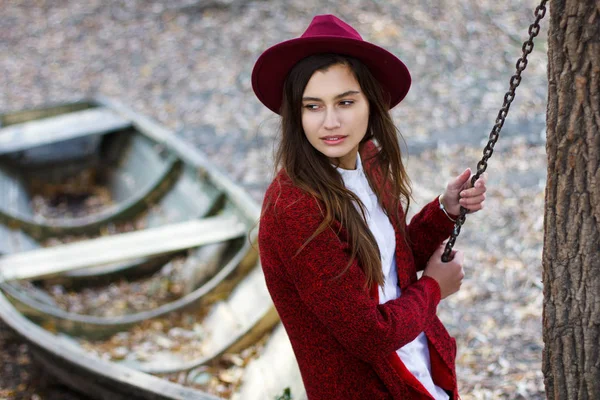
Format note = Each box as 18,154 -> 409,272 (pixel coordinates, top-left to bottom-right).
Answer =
252,15 -> 486,400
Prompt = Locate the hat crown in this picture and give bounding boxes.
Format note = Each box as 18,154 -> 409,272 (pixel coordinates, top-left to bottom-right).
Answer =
300,14 -> 363,41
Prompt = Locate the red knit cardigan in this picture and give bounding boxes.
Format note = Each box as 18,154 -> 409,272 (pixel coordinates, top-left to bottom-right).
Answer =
258,141 -> 459,399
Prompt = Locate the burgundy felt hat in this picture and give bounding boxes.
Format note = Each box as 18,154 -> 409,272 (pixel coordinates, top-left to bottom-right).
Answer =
252,14 -> 411,114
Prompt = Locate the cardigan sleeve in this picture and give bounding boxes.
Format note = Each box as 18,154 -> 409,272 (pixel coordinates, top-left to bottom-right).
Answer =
406,196 -> 456,272
266,190 -> 442,364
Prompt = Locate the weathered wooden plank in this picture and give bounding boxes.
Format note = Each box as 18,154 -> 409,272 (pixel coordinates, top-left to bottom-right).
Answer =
232,323 -> 306,400
0,215 -> 246,281
0,107 -> 131,155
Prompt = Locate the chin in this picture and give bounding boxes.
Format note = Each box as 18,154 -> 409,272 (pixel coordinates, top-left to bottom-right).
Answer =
320,148 -> 350,161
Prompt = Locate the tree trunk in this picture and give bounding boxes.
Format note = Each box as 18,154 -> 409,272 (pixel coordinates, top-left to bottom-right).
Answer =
543,0 -> 600,399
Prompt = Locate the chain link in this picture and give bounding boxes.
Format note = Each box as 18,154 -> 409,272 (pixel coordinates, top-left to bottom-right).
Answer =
442,0 -> 548,262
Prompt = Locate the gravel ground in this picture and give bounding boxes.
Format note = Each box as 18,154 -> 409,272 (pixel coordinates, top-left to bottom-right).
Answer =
0,0 -> 549,399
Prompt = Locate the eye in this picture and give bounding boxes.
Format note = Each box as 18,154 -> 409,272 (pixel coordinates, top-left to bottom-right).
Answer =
303,104 -> 320,111
339,100 -> 354,106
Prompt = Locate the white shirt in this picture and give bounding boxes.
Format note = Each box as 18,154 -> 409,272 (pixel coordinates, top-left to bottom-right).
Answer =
338,153 -> 449,400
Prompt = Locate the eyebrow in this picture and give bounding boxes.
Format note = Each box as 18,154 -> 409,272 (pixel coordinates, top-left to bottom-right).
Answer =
302,90 -> 361,102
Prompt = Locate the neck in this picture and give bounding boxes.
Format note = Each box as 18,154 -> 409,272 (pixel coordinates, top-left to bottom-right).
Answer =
334,150 -> 358,170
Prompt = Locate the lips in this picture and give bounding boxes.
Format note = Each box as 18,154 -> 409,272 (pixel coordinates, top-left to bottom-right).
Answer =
321,135 -> 347,145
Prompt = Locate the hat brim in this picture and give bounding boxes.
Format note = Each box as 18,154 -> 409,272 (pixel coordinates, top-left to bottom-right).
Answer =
252,35 -> 411,114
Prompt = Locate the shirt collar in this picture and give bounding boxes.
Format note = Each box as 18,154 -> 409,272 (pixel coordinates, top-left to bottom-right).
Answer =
336,152 -> 364,180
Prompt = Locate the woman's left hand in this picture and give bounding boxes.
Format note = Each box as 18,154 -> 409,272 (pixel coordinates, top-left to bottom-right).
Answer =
440,168 -> 487,216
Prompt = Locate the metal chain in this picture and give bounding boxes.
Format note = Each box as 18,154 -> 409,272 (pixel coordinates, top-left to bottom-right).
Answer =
442,0 -> 548,262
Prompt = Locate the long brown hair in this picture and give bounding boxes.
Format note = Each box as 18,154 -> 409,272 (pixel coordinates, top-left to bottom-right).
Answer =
272,53 -> 411,289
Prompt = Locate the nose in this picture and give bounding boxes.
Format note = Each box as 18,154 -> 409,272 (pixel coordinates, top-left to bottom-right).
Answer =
323,108 -> 341,130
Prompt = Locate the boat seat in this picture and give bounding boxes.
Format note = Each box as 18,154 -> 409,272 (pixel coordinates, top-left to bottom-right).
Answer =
0,214 -> 247,281
0,108 -> 131,156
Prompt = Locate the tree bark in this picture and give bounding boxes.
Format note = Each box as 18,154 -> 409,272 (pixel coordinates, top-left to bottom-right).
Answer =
543,0 -> 600,399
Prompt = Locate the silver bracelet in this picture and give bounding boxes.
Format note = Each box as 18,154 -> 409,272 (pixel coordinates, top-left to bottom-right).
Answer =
438,195 -> 457,223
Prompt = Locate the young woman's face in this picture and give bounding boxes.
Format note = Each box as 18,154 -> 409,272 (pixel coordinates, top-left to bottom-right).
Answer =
301,63 -> 370,170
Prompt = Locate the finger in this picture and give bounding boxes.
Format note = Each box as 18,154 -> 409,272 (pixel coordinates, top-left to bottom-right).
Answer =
463,201 -> 485,212
448,168 -> 472,190
453,250 -> 464,264
434,244 -> 447,257
459,194 -> 486,206
460,186 -> 486,198
473,172 -> 488,188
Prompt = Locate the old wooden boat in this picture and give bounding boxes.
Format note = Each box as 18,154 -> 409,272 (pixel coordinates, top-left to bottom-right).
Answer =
0,97 -> 306,399
0,97 -> 261,339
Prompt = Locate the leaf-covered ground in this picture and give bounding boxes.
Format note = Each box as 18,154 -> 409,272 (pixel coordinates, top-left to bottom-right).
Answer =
1,0 -> 548,398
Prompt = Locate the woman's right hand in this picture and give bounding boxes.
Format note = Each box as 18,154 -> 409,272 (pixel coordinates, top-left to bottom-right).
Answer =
422,245 -> 464,299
